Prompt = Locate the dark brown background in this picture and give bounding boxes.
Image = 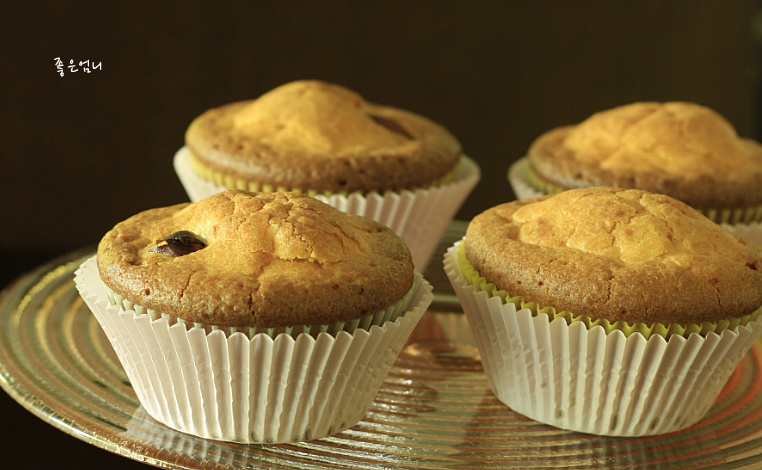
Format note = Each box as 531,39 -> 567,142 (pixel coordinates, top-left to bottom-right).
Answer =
1,1 -> 760,468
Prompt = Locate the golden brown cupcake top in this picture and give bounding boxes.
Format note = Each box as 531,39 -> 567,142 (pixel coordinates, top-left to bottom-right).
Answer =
528,102 -> 762,209
465,187 -> 762,325
97,190 -> 414,328
185,80 -> 462,193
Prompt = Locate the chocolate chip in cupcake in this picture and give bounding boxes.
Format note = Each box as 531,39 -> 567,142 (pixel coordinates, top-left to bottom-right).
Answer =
96,189 -> 415,329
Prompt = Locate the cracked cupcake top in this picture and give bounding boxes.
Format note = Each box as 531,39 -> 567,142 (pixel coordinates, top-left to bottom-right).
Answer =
465,187 -> 762,325
527,102 -> 762,210
97,190 -> 414,327
185,79 -> 462,193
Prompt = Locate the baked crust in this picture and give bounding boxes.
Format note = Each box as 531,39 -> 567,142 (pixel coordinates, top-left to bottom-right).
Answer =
527,102 -> 762,210
464,187 -> 762,325
185,80 -> 462,193
97,190 -> 414,327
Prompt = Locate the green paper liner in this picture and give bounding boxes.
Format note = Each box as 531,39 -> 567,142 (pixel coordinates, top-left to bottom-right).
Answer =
523,160 -> 762,225
524,161 -> 565,196
456,242 -> 761,340
102,282 -> 415,340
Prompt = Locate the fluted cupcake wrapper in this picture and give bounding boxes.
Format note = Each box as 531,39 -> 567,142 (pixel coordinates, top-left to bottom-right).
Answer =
444,240 -> 762,436
75,256 -> 433,444
174,146 -> 481,269
723,221 -> 762,247
101,278 -> 415,340
507,157 -> 545,200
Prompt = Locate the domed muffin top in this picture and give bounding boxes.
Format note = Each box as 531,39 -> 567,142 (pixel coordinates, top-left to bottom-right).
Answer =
465,186 -> 762,325
97,189 -> 414,327
528,102 -> 762,209
185,80 -> 462,192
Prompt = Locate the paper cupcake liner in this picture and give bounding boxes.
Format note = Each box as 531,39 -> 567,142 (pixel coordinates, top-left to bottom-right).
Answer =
723,221 -> 762,247
508,157 -> 762,225
174,146 -> 481,269
75,256 -> 433,443
507,157 -> 546,200
101,280 -> 415,340
456,243 -> 760,340
443,240 -> 762,436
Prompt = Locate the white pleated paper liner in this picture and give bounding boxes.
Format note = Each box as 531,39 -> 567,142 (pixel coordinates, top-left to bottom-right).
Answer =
75,256 -> 433,444
723,221 -> 762,247
174,146 -> 481,269
507,157 -> 544,201
443,240 -> 762,437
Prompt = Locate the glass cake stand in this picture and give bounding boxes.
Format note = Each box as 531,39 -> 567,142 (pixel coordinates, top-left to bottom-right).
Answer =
0,224 -> 761,469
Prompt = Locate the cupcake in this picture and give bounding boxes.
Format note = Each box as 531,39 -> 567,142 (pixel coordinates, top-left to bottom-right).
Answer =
75,189 -> 434,443
174,79 -> 480,269
444,186 -> 762,436
508,102 -> 762,228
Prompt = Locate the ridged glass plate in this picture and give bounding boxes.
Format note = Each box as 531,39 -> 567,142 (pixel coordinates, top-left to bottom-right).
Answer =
0,244 -> 761,469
